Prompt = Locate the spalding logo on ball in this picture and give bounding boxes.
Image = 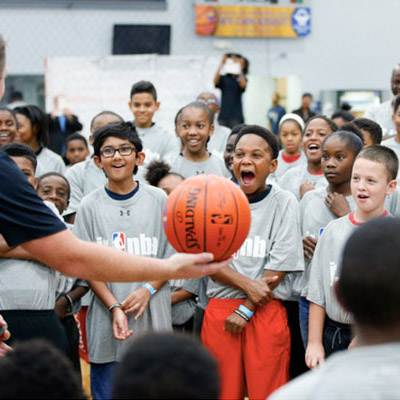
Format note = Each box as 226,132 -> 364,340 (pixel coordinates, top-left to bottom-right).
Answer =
162,174 -> 251,261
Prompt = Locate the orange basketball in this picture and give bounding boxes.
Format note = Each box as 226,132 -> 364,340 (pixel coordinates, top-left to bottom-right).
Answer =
162,174 -> 251,261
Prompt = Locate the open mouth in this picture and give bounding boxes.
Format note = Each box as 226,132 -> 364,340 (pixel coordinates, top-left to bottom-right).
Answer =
0,132 -> 10,137
308,143 -> 320,152
241,171 -> 255,185
357,194 -> 369,200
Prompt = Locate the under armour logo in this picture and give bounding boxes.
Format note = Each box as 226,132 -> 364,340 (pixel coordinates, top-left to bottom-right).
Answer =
120,210 -> 131,216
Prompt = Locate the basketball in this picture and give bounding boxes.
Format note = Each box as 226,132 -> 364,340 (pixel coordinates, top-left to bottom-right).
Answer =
162,174 -> 251,261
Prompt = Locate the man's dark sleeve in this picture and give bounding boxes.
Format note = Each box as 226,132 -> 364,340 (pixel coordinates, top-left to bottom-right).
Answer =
0,151 -> 67,247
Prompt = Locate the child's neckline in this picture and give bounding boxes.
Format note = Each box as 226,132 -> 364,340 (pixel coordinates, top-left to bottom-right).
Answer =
105,182 -> 140,200
349,210 -> 388,226
282,153 -> 301,163
179,152 -> 211,163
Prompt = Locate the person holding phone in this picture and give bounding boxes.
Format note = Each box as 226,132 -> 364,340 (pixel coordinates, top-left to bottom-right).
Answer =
214,53 -> 248,129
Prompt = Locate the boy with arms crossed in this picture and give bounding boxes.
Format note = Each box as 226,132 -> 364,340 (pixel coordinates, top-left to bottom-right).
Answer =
305,146 -> 398,368
202,126 -> 304,399
73,123 -> 172,399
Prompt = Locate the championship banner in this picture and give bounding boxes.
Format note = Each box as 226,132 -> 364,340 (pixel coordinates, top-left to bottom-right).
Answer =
195,5 -> 311,37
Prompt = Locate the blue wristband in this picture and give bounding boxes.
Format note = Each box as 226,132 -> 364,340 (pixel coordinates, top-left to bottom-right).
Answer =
239,305 -> 254,319
142,282 -> 157,296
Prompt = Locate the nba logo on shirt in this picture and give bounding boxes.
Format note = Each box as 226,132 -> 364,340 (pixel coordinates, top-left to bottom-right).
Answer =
112,232 -> 126,252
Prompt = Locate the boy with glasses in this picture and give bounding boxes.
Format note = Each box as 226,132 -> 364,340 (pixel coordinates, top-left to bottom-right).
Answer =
73,122 -> 173,399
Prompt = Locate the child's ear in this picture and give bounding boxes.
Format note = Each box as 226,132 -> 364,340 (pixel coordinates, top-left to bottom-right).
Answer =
155,102 -> 161,112
208,123 -> 215,138
93,155 -> 103,170
386,179 -> 397,195
89,135 -> 94,146
33,177 -> 38,190
269,158 -> 278,174
392,113 -> 395,123
135,151 -> 146,166
128,101 -> 134,112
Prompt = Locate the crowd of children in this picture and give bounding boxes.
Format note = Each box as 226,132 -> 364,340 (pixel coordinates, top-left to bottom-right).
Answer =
2,72 -> 400,400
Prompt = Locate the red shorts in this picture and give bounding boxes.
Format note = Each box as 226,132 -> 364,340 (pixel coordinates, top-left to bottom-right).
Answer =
201,298 -> 290,400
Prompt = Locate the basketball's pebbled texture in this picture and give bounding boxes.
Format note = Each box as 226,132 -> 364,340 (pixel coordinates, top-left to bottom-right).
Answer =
163,174 -> 251,261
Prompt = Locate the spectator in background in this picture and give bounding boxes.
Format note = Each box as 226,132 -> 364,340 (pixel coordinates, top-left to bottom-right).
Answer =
364,65 -> 400,136
47,94 -> 83,155
268,93 -> 286,136
293,93 -> 316,123
6,90 -> 26,109
332,103 -> 355,128
214,53 -> 248,129
15,104 -> 66,176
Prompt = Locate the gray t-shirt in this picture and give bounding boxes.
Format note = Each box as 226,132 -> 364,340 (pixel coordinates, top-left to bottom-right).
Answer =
382,136 -> 400,160
36,147 -> 67,176
270,149 -> 307,183
279,164 -> 328,201
0,258 -> 57,310
269,342 -> 400,400
207,185 -> 304,301
207,122 -> 231,161
169,279 -> 197,325
296,186 -> 356,297
170,153 -> 230,179
183,277 -> 210,311
135,123 -> 179,182
307,214 -> 358,324
73,183 -> 172,363
65,158 -> 107,215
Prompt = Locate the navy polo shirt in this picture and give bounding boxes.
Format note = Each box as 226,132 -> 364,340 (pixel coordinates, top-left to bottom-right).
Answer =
0,150 -> 67,247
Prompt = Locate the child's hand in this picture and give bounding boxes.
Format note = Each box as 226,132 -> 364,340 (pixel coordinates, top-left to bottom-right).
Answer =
305,342 -> 325,369
303,236 -> 318,260
300,180 -> 315,199
224,312 -> 248,334
112,307 -> 133,340
243,277 -> 276,307
325,192 -> 350,217
121,287 -> 151,320
54,296 -> 69,319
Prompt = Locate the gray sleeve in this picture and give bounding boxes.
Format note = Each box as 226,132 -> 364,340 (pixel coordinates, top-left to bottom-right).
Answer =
55,157 -> 67,175
162,135 -> 180,163
266,195 -> 304,273
278,169 -> 300,201
65,166 -> 84,215
72,199 -> 94,242
306,233 -> 326,307
182,278 -> 201,296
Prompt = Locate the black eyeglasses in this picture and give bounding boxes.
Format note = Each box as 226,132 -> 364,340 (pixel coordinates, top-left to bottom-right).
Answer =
100,146 -> 137,158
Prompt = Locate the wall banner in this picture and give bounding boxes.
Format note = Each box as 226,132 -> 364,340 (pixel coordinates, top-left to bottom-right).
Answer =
195,5 -> 311,37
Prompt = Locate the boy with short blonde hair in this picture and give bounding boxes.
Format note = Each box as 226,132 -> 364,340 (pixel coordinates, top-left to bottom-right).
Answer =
305,145 -> 398,368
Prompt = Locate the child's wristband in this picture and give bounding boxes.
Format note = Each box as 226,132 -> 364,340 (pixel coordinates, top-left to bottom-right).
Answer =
234,309 -> 250,322
142,283 -> 157,296
108,303 -> 122,312
239,305 -> 254,319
